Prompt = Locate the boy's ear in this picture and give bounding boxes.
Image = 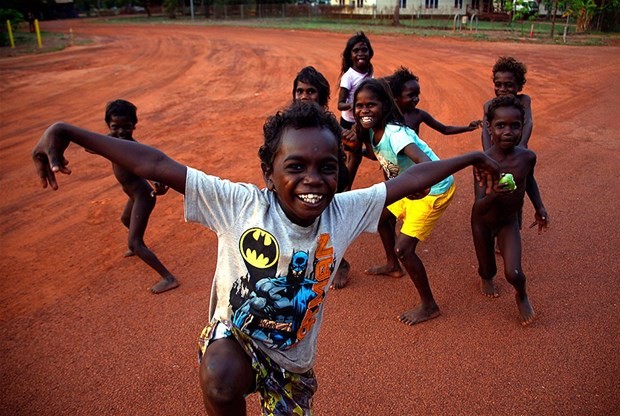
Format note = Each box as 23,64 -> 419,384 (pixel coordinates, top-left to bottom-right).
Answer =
261,162 -> 275,191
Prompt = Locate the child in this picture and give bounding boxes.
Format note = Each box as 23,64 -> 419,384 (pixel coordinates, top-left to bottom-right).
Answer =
337,32 -> 374,131
472,95 -> 549,326
353,78 -> 456,326
33,101 -> 498,414
292,66 -> 354,289
103,99 -> 179,294
386,66 -> 482,136
481,56 -> 532,150
337,32 -> 375,189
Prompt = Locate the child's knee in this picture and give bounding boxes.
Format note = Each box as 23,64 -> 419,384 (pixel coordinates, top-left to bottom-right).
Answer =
504,268 -> 525,286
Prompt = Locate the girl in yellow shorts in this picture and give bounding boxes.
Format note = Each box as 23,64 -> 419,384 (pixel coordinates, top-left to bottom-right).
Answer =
354,78 -> 456,326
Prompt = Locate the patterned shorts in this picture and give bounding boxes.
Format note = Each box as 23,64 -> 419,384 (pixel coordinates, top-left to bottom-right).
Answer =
198,321 -> 317,416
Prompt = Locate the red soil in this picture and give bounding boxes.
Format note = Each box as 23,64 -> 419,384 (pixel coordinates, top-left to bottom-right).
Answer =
1,19 -> 618,415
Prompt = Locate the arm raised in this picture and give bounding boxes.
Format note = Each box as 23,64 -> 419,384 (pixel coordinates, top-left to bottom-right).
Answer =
32,122 -> 187,194
384,151 -> 498,206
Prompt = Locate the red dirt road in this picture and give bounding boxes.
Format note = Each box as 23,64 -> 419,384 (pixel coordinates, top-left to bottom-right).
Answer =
1,20 -> 619,415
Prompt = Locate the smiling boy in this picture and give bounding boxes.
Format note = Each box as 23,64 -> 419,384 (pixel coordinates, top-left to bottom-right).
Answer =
471,95 -> 548,326
33,101 -> 499,415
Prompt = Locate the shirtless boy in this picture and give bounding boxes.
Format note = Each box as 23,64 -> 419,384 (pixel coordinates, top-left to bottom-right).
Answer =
471,95 -> 548,325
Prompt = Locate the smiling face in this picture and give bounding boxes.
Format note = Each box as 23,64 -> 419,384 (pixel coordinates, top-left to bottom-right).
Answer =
493,71 -> 520,97
350,41 -> 371,73
263,127 -> 340,227
488,106 -> 523,151
354,88 -> 384,133
107,115 -> 135,140
395,79 -> 420,113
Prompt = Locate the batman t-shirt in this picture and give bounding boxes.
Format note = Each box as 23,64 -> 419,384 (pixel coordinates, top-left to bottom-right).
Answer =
184,167 -> 385,373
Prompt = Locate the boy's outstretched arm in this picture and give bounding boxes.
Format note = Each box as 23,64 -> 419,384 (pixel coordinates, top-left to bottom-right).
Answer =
421,110 -> 482,135
384,152 -> 498,206
32,122 -> 187,194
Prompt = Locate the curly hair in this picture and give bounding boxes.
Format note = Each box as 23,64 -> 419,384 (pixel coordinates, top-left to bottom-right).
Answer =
492,56 -> 527,90
105,99 -> 138,125
259,101 -> 343,167
384,66 -> 419,99
486,95 -> 525,123
292,66 -> 331,108
340,31 -> 374,77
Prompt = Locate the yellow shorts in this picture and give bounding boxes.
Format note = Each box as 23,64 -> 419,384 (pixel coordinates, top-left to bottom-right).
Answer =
387,183 -> 456,241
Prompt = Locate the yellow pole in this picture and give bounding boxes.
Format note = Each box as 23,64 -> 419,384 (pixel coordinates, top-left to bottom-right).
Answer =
6,20 -> 15,48
35,19 -> 42,48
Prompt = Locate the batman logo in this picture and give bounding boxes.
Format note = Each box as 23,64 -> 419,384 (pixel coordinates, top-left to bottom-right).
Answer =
239,228 -> 279,269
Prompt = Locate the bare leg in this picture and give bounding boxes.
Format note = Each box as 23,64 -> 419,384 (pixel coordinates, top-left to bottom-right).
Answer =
472,217 -> 499,298
200,338 -> 255,416
395,234 -> 440,325
121,198 -> 135,257
331,257 -> 351,290
498,222 -> 535,325
365,209 -> 404,278
127,194 -> 179,293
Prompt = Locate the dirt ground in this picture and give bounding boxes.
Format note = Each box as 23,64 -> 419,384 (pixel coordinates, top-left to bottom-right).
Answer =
1,19 -> 619,416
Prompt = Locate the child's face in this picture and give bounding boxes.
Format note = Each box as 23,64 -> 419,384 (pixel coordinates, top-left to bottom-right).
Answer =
395,80 -> 420,112
294,81 -> 320,105
488,106 -> 523,150
493,71 -> 520,97
264,127 -> 339,227
354,89 -> 384,131
107,115 -> 135,140
350,41 -> 371,72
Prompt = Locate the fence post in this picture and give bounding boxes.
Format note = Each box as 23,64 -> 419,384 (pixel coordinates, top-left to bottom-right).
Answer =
35,19 -> 42,48
6,20 -> 15,48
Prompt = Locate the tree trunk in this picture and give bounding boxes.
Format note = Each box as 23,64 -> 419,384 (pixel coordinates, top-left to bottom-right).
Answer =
550,0 -> 557,37
393,0 -> 401,25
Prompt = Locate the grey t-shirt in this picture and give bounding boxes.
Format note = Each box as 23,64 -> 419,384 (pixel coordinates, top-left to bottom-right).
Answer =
184,167 -> 386,372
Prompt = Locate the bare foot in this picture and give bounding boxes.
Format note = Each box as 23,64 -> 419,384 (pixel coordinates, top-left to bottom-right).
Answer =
150,277 -> 179,294
364,264 -> 404,278
398,304 -> 440,326
123,249 -> 135,257
517,294 -> 535,326
480,279 -> 499,298
331,259 -> 351,290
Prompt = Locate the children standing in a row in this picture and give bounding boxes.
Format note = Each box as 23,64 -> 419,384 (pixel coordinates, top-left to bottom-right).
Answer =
33,100 -> 500,415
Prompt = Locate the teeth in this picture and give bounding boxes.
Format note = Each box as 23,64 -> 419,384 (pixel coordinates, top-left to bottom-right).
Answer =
298,194 -> 323,204
362,117 -> 373,123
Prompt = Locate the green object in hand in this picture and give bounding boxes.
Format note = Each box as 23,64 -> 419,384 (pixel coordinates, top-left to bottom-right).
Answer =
499,173 -> 517,191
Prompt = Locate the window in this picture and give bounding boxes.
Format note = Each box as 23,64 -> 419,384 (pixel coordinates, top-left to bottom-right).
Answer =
401,0 -> 407,7
454,0 -> 463,7
425,0 -> 438,7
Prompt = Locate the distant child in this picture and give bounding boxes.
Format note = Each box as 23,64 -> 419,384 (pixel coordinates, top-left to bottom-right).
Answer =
386,66 -> 482,136
33,101 -> 498,414
472,95 -> 549,326
482,56 -> 532,150
337,32 -> 375,187
103,99 -> 179,294
292,65 -> 353,288
354,78 -> 456,326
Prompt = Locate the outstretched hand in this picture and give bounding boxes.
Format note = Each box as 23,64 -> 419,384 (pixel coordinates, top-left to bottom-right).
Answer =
469,120 -> 483,130
473,153 -> 500,194
32,125 -> 72,190
529,209 -> 550,235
